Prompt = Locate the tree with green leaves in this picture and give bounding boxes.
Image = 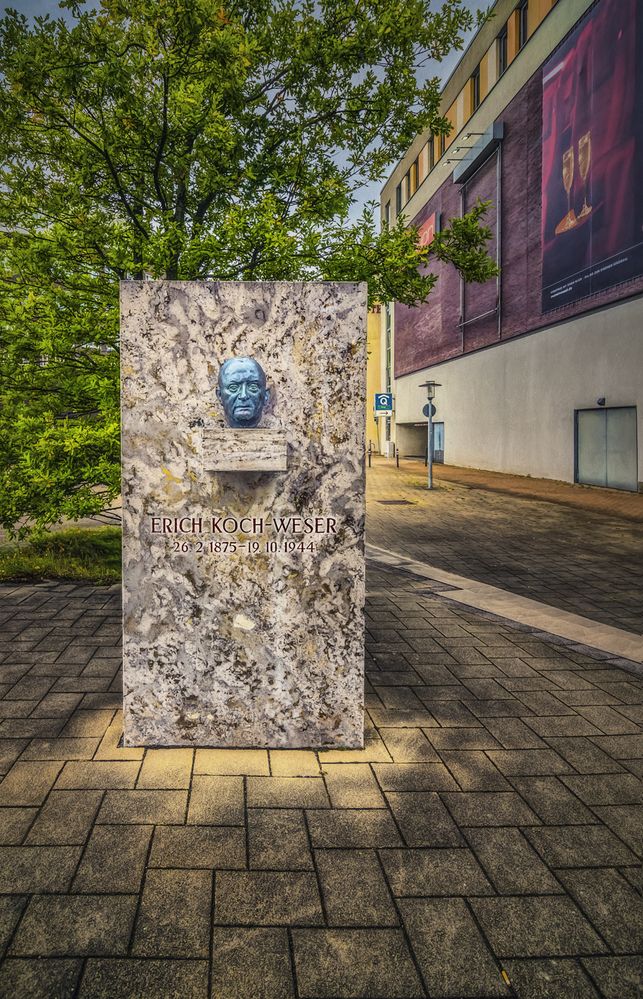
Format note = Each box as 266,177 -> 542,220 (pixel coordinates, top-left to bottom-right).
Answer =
0,0 -> 496,535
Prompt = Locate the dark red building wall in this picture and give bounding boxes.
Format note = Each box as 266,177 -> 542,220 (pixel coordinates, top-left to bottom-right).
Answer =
394,50 -> 643,379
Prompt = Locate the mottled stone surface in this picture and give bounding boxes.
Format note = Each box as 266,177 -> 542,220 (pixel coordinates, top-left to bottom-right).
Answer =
203,429 -> 288,472
120,281 -> 366,747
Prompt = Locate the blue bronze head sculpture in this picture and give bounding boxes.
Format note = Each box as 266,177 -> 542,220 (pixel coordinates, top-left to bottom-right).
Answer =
217,357 -> 270,428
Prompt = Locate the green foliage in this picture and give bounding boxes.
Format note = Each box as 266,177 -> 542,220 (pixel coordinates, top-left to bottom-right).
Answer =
0,0 -> 496,534
0,527 -> 122,583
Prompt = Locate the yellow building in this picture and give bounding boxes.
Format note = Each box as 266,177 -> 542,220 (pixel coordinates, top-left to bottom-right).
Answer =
365,307 -> 383,453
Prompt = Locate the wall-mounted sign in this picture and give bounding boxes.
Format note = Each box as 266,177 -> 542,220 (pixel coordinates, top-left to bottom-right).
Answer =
541,0 -> 643,312
374,392 -> 394,415
417,212 -> 439,247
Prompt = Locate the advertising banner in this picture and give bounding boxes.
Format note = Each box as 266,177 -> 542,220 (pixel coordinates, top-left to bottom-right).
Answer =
541,0 -> 643,312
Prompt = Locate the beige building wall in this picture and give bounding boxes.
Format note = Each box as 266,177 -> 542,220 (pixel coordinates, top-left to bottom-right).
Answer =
393,298 -> 643,485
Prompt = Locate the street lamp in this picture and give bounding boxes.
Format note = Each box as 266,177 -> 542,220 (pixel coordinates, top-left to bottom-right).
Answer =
419,381 -> 441,490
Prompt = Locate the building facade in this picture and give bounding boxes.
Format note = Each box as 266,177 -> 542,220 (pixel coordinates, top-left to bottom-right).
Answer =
377,0 -> 643,490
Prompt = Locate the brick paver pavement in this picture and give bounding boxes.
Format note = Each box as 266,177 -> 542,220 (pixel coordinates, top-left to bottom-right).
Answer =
0,571 -> 641,998
367,458 -> 643,635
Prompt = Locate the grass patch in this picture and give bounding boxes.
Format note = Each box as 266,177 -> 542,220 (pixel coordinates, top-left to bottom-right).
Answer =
0,527 -> 122,585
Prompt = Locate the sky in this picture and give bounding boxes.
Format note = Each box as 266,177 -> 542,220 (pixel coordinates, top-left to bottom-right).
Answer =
5,0 -> 485,219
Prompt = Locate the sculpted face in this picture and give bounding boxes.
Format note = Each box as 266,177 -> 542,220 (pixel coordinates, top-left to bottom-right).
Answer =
217,357 -> 270,428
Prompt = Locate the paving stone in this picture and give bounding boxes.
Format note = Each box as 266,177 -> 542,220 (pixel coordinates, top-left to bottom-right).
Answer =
292,928 -> 423,998
137,749 -> 193,788
590,734 -> 643,759
20,737 -> 100,761
545,737 -> 624,774
321,764 -> 385,808
150,825 -> 246,869
9,894 -> 137,956
55,760 -> 140,789
0,896 -> 26,952
133,868 -> 211,958
25,790 -> 102,845
481,718 -> 546,749
0,807 -> 36,845
509,776 -> 596,824
187,775 -> 245,825
426,701 -> 482,727
378,727 -> 439,763
368,706 -> 437,728
380,847 -> 493,896
317,736 -> 391,764
0,719 -> 65,739
248,809 -> 312,870
215,871 -> 323,926
305,809 -> 402,848
191,748 -> 268,776
0,701 -> 34,720
576,705 -> 642,734
61,710 -> 115,738
211,927 -> 294,999
557,868 -> 643,953
73,824 -> 152,892
97,790 -> 187,824
0,845 -> 81,892
439,751 -> 511,790
517,691 -> 575,715
0,958 -> 82,999
371,762 -> 458,791
502,959 -> 600,998
560,773 -> 642,806
581,956 -> 643,999
247,777 -> 329,809
32,692 -> 84,719
470,896 -> 608,958
526,823 -> 639,868
269,750 -> 320,776
464,827 -> 561,894
399,897 -> 505,998
386,791 -> 462,847
6,676 -> 55,701
315,849 -> 397,926
79,958 -> 209,999
524,715 -> 604,738
0,761 -> 63,806
554,689 -> 623,706
441,791 -> 541,826
591,805 -> 643,854
0,740 -> 28,775
424,726 -> 501,750
486,749 -> 572,776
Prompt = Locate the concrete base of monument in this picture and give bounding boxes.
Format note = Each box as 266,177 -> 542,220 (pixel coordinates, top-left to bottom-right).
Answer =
120,280 -> 366,749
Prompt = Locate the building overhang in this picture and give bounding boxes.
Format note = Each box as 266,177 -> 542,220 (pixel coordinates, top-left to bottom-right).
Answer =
452,120 -> 504,185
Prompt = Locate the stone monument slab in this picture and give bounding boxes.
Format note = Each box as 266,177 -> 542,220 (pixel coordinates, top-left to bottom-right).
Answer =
120,281 -> 366,748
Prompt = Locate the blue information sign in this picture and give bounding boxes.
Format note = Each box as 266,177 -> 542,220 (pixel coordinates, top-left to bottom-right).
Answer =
374,393 -> 394,413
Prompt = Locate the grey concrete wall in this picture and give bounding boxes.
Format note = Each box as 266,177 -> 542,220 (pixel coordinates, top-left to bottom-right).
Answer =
392,297 -> 643,485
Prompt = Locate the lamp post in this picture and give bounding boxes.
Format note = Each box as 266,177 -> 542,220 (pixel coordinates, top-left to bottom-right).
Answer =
420,381 -> 441,490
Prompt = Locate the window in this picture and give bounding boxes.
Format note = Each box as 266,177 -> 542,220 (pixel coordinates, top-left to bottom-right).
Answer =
409,160 -> 418,196
439,133 -> 446,158
395,183 -> 402,215
471,65 -> 481,111
418,143 -> 429,183
384,200 -> 390,228
428,136 -> 435,171
517,0 -> 529,50
401,173 -> 409,206
497,24 -> 508,76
